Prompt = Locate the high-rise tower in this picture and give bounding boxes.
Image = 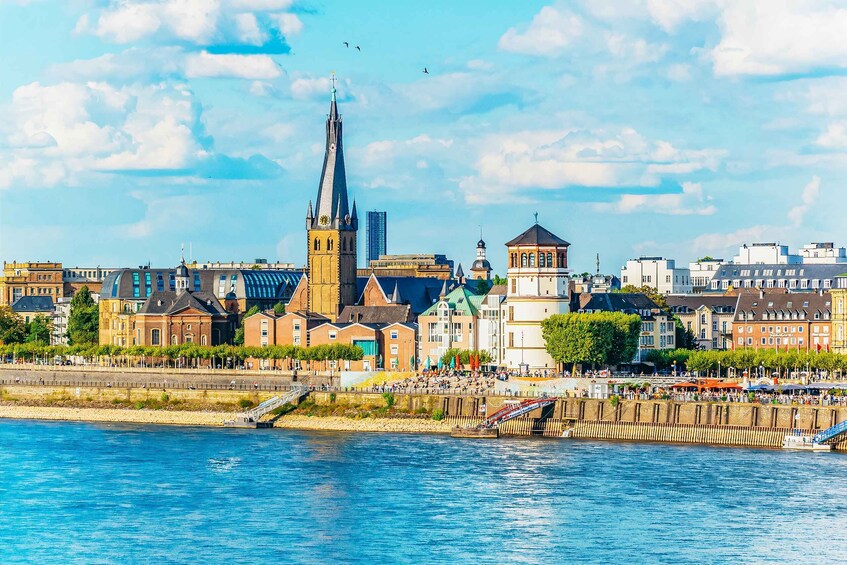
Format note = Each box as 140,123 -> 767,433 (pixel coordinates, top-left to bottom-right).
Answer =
306,74 -> 358,321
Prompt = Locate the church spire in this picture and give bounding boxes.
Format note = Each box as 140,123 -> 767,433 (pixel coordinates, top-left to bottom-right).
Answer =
312,71 -> 350,230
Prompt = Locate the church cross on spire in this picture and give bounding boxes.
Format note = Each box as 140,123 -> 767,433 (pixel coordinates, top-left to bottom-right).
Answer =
330,71 -> 337,101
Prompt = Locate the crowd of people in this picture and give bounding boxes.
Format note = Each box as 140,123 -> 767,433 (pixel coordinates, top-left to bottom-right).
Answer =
366,370 -> 499,395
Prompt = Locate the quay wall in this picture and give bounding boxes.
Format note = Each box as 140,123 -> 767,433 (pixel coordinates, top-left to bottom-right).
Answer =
3,384 -> 847,449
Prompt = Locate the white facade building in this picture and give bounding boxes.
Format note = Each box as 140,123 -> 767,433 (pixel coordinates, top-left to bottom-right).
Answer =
478,285 -> 506,367
689,259 -> 723,292
620,257 -> 692,295
502,223 -> 571,372
799,243 -> 847,264
733,243 -> 799,265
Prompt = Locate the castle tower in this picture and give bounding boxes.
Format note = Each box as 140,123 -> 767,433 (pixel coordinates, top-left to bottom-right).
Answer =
175,247 -> 190,294
470,234 -> 492,281
307,74 -> 358,321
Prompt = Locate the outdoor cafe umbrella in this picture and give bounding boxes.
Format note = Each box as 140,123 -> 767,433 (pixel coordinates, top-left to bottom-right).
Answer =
437,357 -> 443,370
424,356 -> 432,369
450,356 -> 455,369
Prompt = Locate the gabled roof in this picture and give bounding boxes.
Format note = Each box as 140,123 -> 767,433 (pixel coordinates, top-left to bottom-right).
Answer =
421,285 -> 485,316
666,295 -> 738,314
356,275 -> 458,316
338,305 -> 412,324
575,292 -> 661,314
11,296 -> 54,313
506,223 -> 570,247
138,291 -> 228,317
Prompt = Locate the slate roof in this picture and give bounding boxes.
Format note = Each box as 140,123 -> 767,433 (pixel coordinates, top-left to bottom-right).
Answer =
338,305 -> 412,324
505,223 -> 570,247
574,292 -> 661,315
356,276 -> 460,317
734,291 -> 831,322
11,296 -> 54,313
666,295 -> 738,314
138,290 -> 228,317
706,263 -> 847,293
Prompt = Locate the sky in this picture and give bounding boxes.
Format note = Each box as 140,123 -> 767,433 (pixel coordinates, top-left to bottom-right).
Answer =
1,0 -> 847,276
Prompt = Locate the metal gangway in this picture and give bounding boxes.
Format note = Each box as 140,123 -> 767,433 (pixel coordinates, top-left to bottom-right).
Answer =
478,397 -> 559,429
225,386 -> 308,428
812,419 -> 847,445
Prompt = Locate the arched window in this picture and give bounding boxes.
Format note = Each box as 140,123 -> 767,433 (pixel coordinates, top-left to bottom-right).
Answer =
521,253 -> 527,267
151,328 -> 160,346
539,253 -> 546,268
558,253 -> 565,268
328,239 -> 334,251
171,335 -> 177,345
314,238 -> 320,251
201,335 -> 207,346
510,253 -> 517,268
529,253 -> 535,268
342,238 -> 347,251
547,252 -> 553,267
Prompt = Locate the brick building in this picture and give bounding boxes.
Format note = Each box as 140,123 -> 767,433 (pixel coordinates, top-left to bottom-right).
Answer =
732,291 -> 831,352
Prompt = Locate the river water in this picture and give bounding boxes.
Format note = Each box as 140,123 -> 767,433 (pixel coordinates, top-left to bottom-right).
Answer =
1,420 -> 845,564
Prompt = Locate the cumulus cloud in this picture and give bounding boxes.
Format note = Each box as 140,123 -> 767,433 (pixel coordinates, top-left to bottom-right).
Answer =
290,76 -> 332,100
458,127 -> 724,203
0,80 -> 281,188
74,0 -> 297,55
787,176 -> 821,227
184,52 -> 282,79
499,6 -> 583,57
600,182 -> 716,215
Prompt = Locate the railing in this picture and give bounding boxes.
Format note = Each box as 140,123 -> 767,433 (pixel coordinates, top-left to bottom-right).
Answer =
245,386 -> 308,421
813,420 -> 847,444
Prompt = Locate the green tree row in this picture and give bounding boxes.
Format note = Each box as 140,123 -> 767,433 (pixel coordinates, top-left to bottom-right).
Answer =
644,348 -> 847,378
542,312 -> 642,369
0,342 -> 363,366
0,286 -> 99,346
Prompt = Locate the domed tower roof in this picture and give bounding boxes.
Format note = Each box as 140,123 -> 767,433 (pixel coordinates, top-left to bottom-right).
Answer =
477,239 -> 486,248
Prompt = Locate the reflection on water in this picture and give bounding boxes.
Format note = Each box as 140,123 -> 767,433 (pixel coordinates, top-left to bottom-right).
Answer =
1,420 -> 846,564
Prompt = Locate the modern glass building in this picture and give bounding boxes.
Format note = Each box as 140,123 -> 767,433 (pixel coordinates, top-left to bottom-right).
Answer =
366,211 -> 387,265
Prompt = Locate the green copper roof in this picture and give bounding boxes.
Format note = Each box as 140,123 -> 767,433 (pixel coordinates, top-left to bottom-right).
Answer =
421,286 -> 484,317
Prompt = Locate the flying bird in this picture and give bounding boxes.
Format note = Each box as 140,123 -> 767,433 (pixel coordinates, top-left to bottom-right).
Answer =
343,41 -> 349,48
355,45 -> 361,51
423,67 -> 429,74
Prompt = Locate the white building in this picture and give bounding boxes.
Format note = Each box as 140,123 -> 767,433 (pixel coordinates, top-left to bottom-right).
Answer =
478,284 -> 506,367
620,257 -> 692,295
733,243 -> 799,265
51,297 -> 71,345
689,259 -> 724,292
502,223 -> 571,372
799,243 -> 847,264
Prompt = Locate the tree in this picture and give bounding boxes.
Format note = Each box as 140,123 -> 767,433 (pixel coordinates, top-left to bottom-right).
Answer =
542,312 -> 642,370
474,279 -> 491,295
68,285 -> 99,345
233,305 -> 261,345
25,315 -> 53,345
674,316 -> 698,350
617,284 -> 668,309
0,306 -> 26,345
491,274 -> 507,286
696,256 -> 715,262
272,301 -> 286,315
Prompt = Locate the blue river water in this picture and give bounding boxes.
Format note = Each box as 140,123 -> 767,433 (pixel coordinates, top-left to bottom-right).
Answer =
1,420 -> 846,564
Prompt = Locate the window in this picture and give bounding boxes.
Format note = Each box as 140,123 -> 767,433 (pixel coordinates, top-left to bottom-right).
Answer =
171,335 -> 177,345
521,253 -> 527,267
390,330 -> 398,339
539,253 -> 546,268
511,279 -> 516,294
314,238 -> 320,251
509,306 -> 514,321
328,239 -> 334,251
528,253 -> 535,268
547,253 -> 553,267
329,331 -> 337,340
390,344 -> 399,355
509,332 -> 514,348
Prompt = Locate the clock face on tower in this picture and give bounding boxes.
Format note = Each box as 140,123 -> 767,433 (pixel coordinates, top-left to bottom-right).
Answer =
319,214 -> 330,226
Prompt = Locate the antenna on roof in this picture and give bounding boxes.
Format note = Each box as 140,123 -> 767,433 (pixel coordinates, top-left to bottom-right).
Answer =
180,242 -> 185,263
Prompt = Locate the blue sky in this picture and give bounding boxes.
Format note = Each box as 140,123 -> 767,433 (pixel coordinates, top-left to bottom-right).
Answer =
1,0 -> 847,276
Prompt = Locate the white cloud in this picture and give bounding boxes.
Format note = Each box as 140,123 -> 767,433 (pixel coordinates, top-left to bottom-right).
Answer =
711,2 -> 847,76
601,182 -> 716,215
458,127 -> 723,203
787,175 -> 820,227
816,123 -> 847,149
666,63 -> 692,82
234,12 -> 264,44
122,191 -> 213,239
690,225 -> 773,256
645,0 -> 719,32
467,59 -> 493,70
498,6 -> 583,57
0,81 -> 206,186
184,52 -> 282,79
273,13 -> 303,36
606,33 -> 668,64
290,76 -> 332,100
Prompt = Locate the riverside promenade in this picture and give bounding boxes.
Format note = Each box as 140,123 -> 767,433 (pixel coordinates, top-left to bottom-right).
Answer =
3,365 -> 847,450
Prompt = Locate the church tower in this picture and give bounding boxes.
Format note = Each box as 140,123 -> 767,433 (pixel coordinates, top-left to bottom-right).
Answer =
307,74 -> 358,321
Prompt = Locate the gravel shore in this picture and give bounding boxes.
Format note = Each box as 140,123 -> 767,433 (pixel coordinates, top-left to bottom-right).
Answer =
0,405 -> 453,433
